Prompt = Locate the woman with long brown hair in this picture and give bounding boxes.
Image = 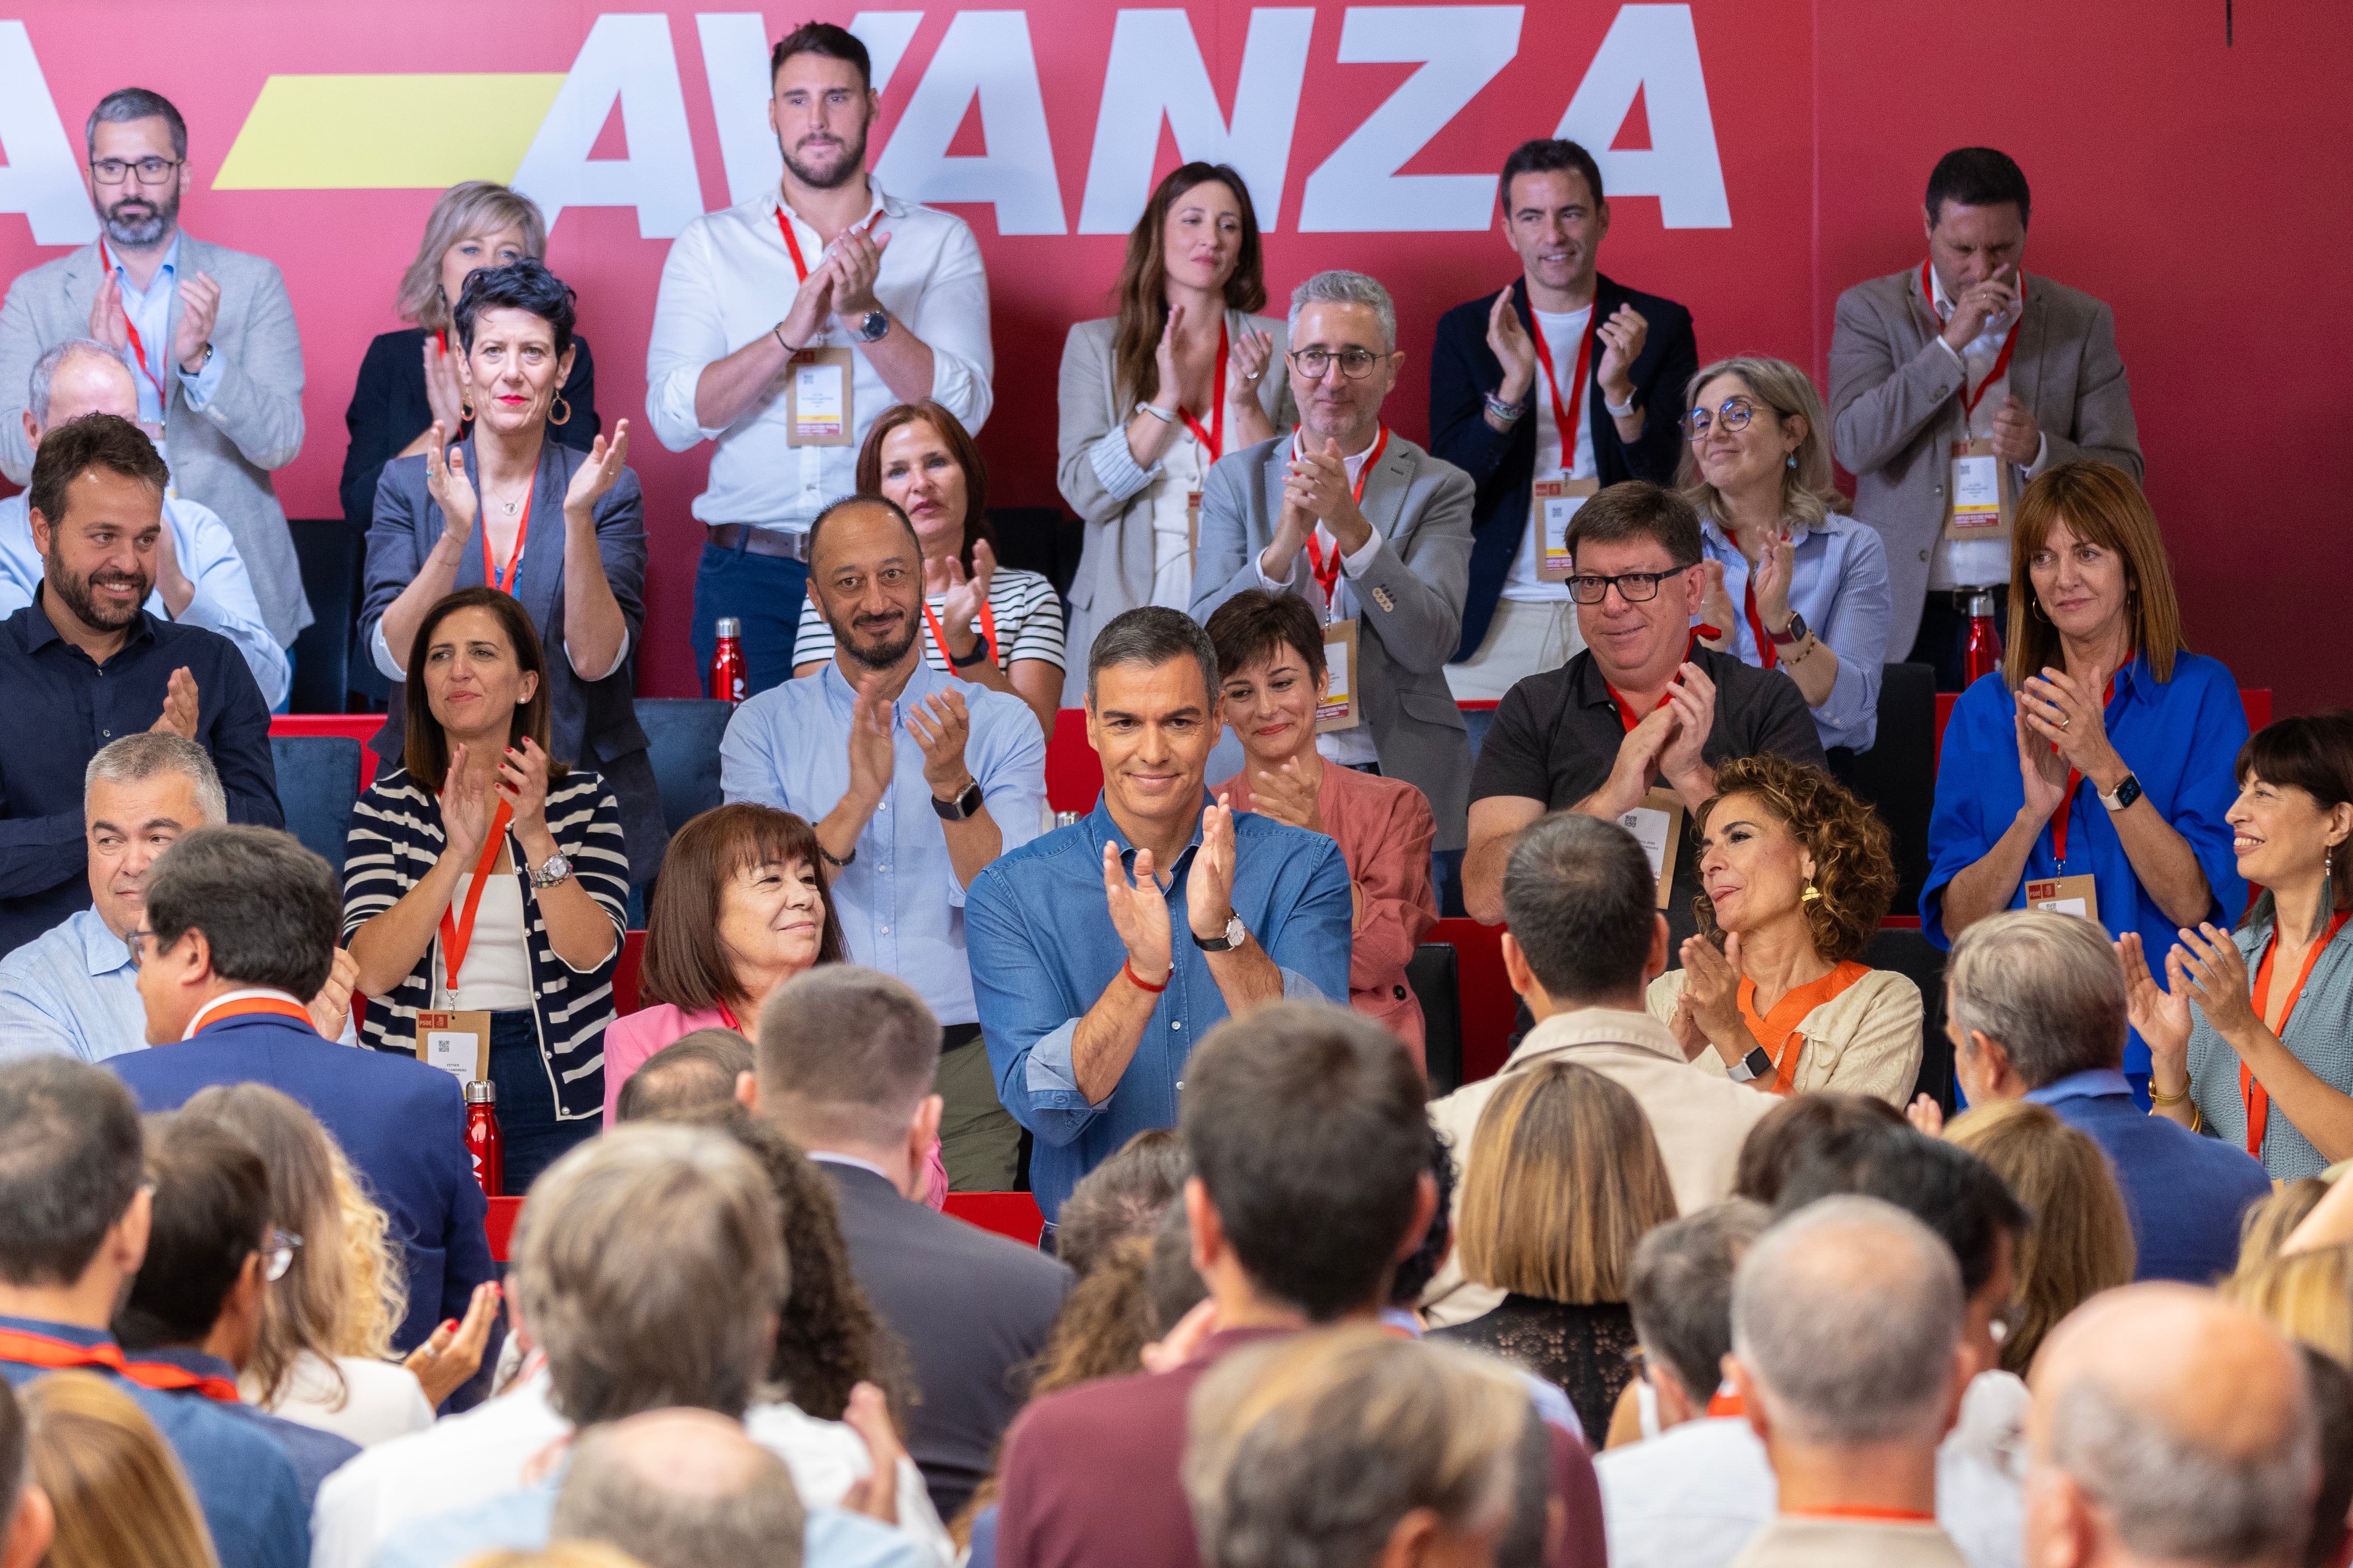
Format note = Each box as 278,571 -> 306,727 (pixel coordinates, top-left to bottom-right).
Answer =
22,1371 -> 216,1568
1055,162 -> 1293,703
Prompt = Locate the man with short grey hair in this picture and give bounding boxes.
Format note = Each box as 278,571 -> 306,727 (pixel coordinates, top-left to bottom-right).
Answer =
1722,1195 -> 1975,1568
2027,1283 -> 2319,1568
554,1410 -> 807,1568
1192,268 -> 1478,854
1918,909 -> 2268,1283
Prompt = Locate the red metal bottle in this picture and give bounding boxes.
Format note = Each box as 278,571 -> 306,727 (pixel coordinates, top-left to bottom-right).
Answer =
465,1080 -> 503,1197
709,616 -> 747,706
1962,590 -> 2003,687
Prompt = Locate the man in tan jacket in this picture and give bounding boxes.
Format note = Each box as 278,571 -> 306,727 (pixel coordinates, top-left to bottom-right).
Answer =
1423,810 -> 1769,1327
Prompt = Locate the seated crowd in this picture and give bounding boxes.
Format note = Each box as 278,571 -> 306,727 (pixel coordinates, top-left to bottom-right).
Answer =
0,39 -> 2348,1568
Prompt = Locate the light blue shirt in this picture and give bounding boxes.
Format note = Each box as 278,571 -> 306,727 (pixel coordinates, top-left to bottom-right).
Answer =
107,233 -> 225,424
2025,1068 -> 2135,1106
1695,511 -> 1891,752
719,659 -> 1047,1027
0,906 -> 145,1062
0,491 -> 290,706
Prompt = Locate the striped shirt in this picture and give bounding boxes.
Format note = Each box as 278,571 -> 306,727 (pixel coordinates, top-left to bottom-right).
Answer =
792,566 -> 1066,673
340,766 -> 630,1122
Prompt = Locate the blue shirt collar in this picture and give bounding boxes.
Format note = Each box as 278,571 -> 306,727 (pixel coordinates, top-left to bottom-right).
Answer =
0,1313 -> 114,1349
817,653 -> 952,714
1084,792 -> 1209,884
1700,513 -> 1813,553
2024,1067 -> 2134,1105
105,232 -> 182,290
72,906 -> 133,979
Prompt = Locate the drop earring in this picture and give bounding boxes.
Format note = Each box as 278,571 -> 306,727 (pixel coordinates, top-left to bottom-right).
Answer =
2319,862 -> 2338,943
1786,452 -> 1798,469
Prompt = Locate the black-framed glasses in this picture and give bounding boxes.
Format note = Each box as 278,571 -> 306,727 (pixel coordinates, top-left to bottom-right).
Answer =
1681,397 -> 1757,440
124,928 -> 153,969
90,157 -> 183,186
1288,347 -> 1385,381
1566,569 -> 1687,605
263,1229 -> 303,1284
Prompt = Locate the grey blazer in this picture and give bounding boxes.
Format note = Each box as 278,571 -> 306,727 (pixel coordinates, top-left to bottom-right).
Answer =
0,236 -> 309,645
1054,309 -> 1293,703
1190,432 -> 1476,851
1828,266 -> 2142,659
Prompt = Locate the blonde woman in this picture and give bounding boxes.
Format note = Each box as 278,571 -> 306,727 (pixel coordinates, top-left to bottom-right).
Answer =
1432,1060 -> 1679,1446
2223,1243 -> 2353,1366
1944,1099 -> 2134,1374
22,1371 -> 216,1568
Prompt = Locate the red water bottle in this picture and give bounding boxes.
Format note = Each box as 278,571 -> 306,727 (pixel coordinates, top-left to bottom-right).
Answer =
1962,590 -> 2003,687
709,616 -> 747,706
465,1080 -> 503,1197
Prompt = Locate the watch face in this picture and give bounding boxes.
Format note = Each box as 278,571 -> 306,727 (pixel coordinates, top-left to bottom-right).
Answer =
1785,611 -> 1807,642
1225,914 -> 1245,946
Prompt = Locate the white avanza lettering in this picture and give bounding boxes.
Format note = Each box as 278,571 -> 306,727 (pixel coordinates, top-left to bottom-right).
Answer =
874,10 -> 1067,234
514,13 -> 704,237
0,22 -> 98,245
1553,4 -> 1731,228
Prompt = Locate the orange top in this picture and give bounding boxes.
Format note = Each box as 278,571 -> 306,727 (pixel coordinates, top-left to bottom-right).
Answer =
1739,960 -> 1871,1094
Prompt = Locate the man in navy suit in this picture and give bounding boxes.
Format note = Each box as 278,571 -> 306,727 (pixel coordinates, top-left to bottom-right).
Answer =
109,823 -> 493,1351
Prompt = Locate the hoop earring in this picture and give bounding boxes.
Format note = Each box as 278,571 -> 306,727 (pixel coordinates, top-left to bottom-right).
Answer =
459,400 -> 474,421
2029,597 -> 2051,624
549,395 -> 572,427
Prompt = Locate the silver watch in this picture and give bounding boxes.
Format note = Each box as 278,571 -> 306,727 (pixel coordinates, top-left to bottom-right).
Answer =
855,308 -> 890,343
1193,913 -> 1247,953
528,852 -> 573,889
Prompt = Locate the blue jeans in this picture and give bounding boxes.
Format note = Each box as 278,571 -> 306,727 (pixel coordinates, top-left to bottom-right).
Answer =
486,1008 -> 596,1195
691,541 -> 808,700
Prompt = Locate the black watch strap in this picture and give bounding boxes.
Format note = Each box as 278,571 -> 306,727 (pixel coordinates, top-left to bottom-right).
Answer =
951,639 -> 992,667
931,779 -> 985,821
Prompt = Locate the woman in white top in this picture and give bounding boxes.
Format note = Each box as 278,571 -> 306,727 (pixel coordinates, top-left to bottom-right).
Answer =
179,1082 -> 496,1444
1056,161 -> 1295,704
790,400 -> 1065,738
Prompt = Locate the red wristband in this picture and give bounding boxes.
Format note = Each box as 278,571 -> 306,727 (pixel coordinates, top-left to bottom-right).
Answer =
1124,957 -> 1170,994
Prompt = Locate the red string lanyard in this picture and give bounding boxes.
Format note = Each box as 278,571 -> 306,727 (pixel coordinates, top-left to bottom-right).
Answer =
1787,1506 -> 1938,1524
481,480 -> 531,595
716,1000 -> 742,1033
1604,633 -> 1705,733
923,597 -> 1000,670
189,994 -> 318,1034
1177,322 -> 1229,462
439,801 -> 517,992
2045,677 -> 2118,868
2242,910 -> 2352,1159
95,238 -> 169,407
1528,298 -> 1593,470
0,1330 -> 240,1403
1301,427 -> 1390,614
776,204 -> 880,284
1743,577 -> 1777,671
1921,259 -> 2025,421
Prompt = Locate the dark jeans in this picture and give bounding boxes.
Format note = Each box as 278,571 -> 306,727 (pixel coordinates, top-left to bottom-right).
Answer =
1908,584 -> 2012,693
691,540 -> 808,700
487,1008 -> 597,1195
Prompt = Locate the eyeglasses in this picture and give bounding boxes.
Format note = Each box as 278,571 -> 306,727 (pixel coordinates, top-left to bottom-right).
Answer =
1565,568 -> 1690,605
124,929 -> 153,969
1287,347 -> 1385,381
90,157 -> 183,187
1681,398 -> 1757,440
263,1229 -> 303,1284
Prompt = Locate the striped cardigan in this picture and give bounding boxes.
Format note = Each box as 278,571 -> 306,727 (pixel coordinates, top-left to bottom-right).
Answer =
341,765 -> 630,1121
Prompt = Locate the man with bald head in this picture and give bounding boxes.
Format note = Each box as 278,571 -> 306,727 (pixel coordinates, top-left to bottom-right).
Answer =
554,1409 -> 807,1568
2,341 -> 285,706
2027,1284 -> 2320,1568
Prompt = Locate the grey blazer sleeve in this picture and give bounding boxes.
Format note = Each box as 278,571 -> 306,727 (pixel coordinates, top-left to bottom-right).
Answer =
1828,281 -> 1960,478
1188,450 -> 1267,622
358,461 -> 427,659
2038,299 -> 2142,479
195,254 -> 305,472
1055,320 -> 1131,525
1355,464 -> 1475,677
594,468 -> 650,647
0,275 -> 38,485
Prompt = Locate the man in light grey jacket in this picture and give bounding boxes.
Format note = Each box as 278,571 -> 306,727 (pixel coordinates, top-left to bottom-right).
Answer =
0,87 -> 308,651
1191,269 -> 1476,851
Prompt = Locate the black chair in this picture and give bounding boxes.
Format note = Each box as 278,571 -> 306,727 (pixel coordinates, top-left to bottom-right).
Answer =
287,520 -> 365,714
1409,942 -> 1464,1096
270,735 -> 361,877
1828,662 -> 1937,918
1863,925 -> 1954,1113
634,698 -> 732,835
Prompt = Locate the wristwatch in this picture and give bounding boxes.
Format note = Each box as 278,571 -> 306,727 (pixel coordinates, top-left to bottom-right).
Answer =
855,308 -> 890,343
951,639 -> 992,668
1193,912 -> 1248,953
1724,1044 -> 1775,1083
528,852 -> 573,889
2099,773 -> 2144,813
931,778 -> 985,822
1768,611 -> 1808,647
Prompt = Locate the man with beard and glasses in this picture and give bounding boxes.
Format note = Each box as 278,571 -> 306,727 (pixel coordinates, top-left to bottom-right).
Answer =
650,22 -> 994,698
0,414 -> 279,960
0,88 -> 310,655
721,495 -> 1044,1189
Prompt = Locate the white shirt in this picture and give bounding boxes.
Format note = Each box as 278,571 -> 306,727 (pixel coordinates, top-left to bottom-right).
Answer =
1504,305 -> 1598,602
645,179 -> 994,531
244,1350 -> 433,1448
1925,267 -> 2050,592
1256,430 -> 1384,766
438,869 -> 532,1012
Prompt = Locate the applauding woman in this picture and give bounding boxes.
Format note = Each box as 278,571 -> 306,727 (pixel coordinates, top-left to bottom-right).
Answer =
343,589 -> 629,1191
1926,462 -> 2247,1076
1057,162 -> 1294,703
2125,713 -> 2353,1179
1205,590 -> 1439,1063
1648,754 -> 1922,1103
359,257 -> 664,885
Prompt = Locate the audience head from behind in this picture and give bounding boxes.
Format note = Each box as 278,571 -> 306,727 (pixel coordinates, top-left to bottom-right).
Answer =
77,734 -> 226,945
1286,270 -> 1402,453
2237,1181 -> 2335,1276
2298,1347 -> 2353,1568
1564,480 -> 1707,692
1731,1091 -> 1904,1205
551,1408 -> 806,1568
1944,909 -> 2127,1102
1389,1123 -> 1458,1316
1085,606 -> 1225,836
1625,1199 -> 1771,1430
0,1377 -> 52,1568
1500,811 -> 1669,1018
0,1058 -> 149,1329
132,825 -> 338,1046
1054,1127 -> 1190,1281
509,1124 -> 785,1427
1183,1327 -> 1534,1568
747,965 -> 941,1202
19,1371 -> 207,1568
112,1115 -> 275,1371
2224,1244 -> 2353,1370
25,412 -> 169,648
402,587 -> 562,793
2028,1283 -> 2320,1568
614,1030 -> 755,1124
1180,1002 -> 1433,1326
1923,147 -> 2030,299
1148,1199 -> 1209,1337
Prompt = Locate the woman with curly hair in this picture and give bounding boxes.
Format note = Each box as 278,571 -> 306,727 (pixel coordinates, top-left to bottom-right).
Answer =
1646,753 -> 1924,1103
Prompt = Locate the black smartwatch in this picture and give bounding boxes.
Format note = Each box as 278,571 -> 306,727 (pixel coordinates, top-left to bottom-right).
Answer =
951,639 -> 992,668
931,779 -> 984,821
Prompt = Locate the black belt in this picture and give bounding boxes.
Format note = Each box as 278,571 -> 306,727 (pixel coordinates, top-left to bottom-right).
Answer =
707,524 -> 810,562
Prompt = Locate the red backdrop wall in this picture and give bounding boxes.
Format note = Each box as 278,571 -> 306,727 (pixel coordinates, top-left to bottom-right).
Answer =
1,2 -> 2341,715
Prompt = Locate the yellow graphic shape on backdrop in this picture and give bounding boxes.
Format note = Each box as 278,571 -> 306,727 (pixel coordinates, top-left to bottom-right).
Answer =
214,74 -> 565,189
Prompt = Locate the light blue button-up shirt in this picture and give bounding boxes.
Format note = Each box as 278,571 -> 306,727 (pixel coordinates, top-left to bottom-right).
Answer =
719,659 -> 1047,1027
1695,511 -> 1892,752
0,491 -> 289,706
0,905 -> 147,1062
107,233 -> 224,425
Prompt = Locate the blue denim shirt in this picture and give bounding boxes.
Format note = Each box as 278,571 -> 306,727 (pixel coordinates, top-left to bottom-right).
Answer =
966,795 -> 1352,1221
1695,512 -> 1892,752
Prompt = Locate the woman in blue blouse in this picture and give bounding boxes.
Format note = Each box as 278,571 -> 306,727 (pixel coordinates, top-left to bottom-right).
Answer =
1926,462 -> 2247,1076
1678,356 -> 1892,754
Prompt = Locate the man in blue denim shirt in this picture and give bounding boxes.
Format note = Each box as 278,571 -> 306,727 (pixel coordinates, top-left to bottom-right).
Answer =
967,608 -> 1352,1224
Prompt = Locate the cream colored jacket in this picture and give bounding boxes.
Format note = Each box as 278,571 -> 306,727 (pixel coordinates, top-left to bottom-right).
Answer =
1645,966 -> 1924,1107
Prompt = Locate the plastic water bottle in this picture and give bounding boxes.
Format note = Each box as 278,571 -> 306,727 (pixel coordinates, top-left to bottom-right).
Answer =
1962,590 -> 2003,687
465,1080 -> 503,1197
709,617 -> 747,706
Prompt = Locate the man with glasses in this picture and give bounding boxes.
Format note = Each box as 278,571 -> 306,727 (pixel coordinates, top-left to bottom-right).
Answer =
0,87 -> 311,655
1459,480 -> 1824,950
1192,268 -> 1476,853
1429,138 -> 1697,703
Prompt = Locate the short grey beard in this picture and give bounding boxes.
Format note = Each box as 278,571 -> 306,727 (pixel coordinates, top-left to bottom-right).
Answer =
835,614 -> 917,673
100,191 -> 176,249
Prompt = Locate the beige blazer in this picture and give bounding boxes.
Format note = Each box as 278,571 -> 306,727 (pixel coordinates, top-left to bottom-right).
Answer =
1645,967 -> 1924,1106
1421,1006 -> 1773,1328
1730,1517 -> 1968,1568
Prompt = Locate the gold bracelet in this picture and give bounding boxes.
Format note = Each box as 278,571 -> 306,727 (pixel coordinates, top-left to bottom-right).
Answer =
2148,1081 -> 2191,1106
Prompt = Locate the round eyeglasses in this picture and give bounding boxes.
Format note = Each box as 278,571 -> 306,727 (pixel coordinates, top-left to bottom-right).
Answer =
1681,398 -> 1757,440
1287,347 -> 1385,381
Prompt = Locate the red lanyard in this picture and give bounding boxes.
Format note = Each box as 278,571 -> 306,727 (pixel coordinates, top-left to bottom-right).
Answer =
481,480 -> 531,594
2242,910 -> 2351,1159
1706,1386 -> 1745,1417
716,1000 -> 742,1033
776,205 -> 879,284
923,597 -> 1000,670
1787,1506 -> 1938,1524
1922,260 -> 2025,420
0,1330 -> 240,1403
96,238 -> 169,406
439,801 -> 516,991
1604,636 -> 1704,733
1743,578 -> 1777,671
1301,427 -> 1390,613
1177,322 -> 1228,462
2045,677 -> 2117,868
189,994 -> 317,1034
1529,300 -> 1593,470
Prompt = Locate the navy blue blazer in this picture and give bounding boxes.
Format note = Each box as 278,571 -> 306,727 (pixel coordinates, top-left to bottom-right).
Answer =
1427,273 -> 1697,659
2039,1078 -> 2274,1285
110,1010 -> 493,1351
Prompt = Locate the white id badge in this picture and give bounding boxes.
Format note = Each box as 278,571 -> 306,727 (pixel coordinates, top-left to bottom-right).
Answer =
786,347 -> 853,445
1533,477 -> 1598,581
1316,619 -> 1360,732
1618,788 -> 1686,909
1945,437 -> 2012,539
